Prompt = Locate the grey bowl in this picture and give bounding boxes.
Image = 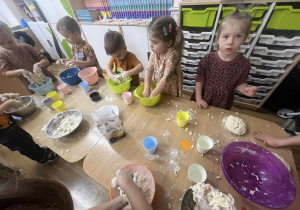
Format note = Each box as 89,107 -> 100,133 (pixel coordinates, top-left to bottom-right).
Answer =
4,96 -> 36,117
45,110 -> 82,138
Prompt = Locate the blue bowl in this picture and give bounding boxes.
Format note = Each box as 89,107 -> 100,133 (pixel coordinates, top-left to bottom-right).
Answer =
28,77 -> 55,96
59,67 -> 81,85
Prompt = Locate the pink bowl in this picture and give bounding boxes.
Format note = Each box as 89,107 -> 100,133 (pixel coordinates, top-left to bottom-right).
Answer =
78,67 -> 99,85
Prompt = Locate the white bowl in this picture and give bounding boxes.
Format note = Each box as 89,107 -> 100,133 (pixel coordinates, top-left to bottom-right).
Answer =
197,135 -> 214,154
45,110 -> 82,138
188,164 -> 207,184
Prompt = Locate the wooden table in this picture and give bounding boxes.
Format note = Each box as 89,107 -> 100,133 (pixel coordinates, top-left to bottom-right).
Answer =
83,95 -> 300,209
19,75 -> 128,162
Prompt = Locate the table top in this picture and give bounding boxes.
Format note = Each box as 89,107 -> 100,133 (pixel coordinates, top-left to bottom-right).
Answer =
20,73 -> 128,162
83,95 -> 300,210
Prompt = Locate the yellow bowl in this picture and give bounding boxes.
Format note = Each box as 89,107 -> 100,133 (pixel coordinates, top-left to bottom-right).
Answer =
107,76 -> 132,94
133,83 -> 161,107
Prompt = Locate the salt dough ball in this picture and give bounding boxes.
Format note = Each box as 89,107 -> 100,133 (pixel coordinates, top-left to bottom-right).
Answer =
223,115 -> 246,135
272,152 -> 291,172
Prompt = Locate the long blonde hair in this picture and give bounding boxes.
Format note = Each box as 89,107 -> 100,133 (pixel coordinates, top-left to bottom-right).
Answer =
148,16 -> 184,78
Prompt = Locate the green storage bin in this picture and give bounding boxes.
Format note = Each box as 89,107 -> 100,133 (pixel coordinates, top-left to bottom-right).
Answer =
222,6 -> 269,18
182,7 -> 218,27
267,6 -> 300,30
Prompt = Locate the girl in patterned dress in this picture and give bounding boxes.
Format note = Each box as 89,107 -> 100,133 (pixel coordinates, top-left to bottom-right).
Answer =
191,11 -> 257,110
143,16 -> 184,98
0,21 -> 57,94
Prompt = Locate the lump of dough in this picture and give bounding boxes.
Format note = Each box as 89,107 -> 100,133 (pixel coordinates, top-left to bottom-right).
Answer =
272,152 -> 291,172
223,115 -> 246,135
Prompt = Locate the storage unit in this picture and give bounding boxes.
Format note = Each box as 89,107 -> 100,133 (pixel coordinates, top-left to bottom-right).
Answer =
182,7 -> 218,27
180,1 -> 300,110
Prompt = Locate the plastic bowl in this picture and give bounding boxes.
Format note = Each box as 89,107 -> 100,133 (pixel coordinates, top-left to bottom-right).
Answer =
28,77 -> 55,96
133,83 -> 161,107
4,96 -> 36,117
45,110 -> 82,138
221,142 -> 296,209
78,67 -> 99,85
107,76 -> 132,94
59,67 -> 81,85
110,163 -> 155,204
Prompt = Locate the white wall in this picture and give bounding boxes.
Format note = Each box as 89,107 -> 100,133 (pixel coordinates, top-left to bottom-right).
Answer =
0,0 -> 19,26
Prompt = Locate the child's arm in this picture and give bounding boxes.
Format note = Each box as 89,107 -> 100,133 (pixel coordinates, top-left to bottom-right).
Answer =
36,58 -> 49,68
253,131 -> 300,147
122,63 -> 143,77
236,83 -> 257,97
67,57 -> 94,68
0,100 -> 19,115
142,53 -> 155,98
149,77 -> 166,98
195,81 -> 208,109
4,70 -> 24,78
106,66 -> 115,79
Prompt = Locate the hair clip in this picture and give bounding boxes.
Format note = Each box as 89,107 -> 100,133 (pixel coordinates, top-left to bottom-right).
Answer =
163,26 -> 168,36
169,23 -> 172,33
175,26 -> 180,31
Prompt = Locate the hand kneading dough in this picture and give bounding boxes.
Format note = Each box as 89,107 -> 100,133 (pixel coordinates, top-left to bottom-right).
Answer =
223,115 -> 246,135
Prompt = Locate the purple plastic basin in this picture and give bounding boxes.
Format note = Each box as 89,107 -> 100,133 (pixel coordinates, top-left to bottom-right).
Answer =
221,142 -> 296,209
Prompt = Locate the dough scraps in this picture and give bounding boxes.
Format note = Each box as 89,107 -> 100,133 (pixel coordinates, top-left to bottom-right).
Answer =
223,115 -> 246,135
52,114 -> 81,136
191,183 -> 235,210
23,64 -> 47,86
114,74 -> 129,85
111,172 -> 153,206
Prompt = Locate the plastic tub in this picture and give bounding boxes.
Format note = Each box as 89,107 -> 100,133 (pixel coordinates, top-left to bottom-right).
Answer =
78,67 -> 99,85
183,49 -> 208,58
133,83 -> 161,107
182,7 -> 218,27
28,77 -> 55,96
183,84 -> 195,91
253,46 -> 300,58
184,40 -> 209,50
107,76 -> 132,94
183,72 -> 197,79
59,67 -> 81,85
182,30 -> 212,40
258,34 -> 300,46
181,57 -> 201,65
267,6 -> 300,30
4,96 -> 36,117
250,66 -> 285,77
247,75 -> 278,84
222,6 -> 269,18
181,64 -> 198,73
183,79 -> 196,85
235,95 -> 262,104
249,56 -> 293,68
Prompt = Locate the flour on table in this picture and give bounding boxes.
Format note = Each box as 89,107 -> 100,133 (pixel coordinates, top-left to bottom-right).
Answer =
272,152 -> 291,172
223,115 -> 246,135
191,183 -> 235,210
111,172 -> 152,206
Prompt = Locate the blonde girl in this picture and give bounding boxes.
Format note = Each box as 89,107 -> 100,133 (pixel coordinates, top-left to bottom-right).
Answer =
143,15 -> 184,98
0,21 -> 57,94
191,11 -> 257,110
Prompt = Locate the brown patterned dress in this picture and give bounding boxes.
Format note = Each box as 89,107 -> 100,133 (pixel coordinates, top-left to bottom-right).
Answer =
146,48 -> 183,97
190,51 -> 250,110
0,44 -> 57,94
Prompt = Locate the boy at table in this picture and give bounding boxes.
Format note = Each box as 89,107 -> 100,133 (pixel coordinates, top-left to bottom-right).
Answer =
56,16 -> 104,77
0,98 -> 57,165
104,30 -> 144,86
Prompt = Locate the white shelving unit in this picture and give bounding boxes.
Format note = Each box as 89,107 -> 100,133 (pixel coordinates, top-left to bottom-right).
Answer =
180,0 -> 300,110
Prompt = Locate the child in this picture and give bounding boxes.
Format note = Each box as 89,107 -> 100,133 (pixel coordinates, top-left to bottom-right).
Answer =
0,21 -> 57,94
190,11 -> 257,110
253,131 -> 300,147
104,30 -> 143,86
0,99 -> 57,165
56,16 -> 104,77
0,166 -> 152,210
142,15 -> 184,98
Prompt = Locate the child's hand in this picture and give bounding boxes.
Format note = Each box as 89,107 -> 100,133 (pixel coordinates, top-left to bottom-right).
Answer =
142,89 -> 150,98
116,169 -> 133,188
5,99 -> 22,108
66,60 -> 77,67
243,86 -> 257,97
196,98 -> 208,109
19,69 -> 33,78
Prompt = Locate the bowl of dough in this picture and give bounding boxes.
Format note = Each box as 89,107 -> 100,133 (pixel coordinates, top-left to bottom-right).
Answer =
107,74 -> 132,94
133,83 -> 161,107
221,142 -> 296,209
59,67 -> 81,85
110,163 -> 155,204
45,110 -> 82,138
4,95 -> 36,117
